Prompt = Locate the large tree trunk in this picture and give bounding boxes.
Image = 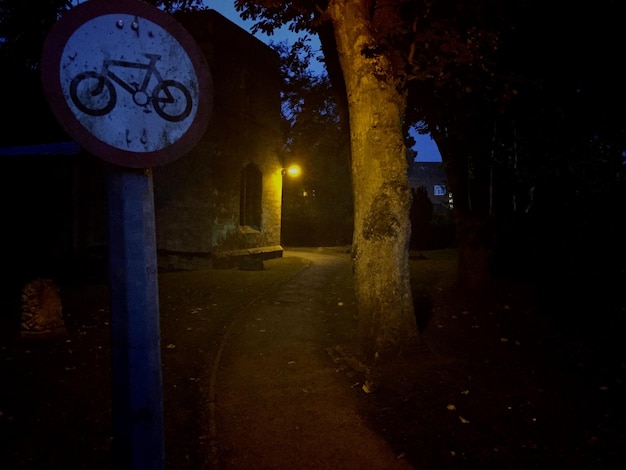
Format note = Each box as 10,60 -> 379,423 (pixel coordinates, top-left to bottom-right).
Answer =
329,1 -> 419,362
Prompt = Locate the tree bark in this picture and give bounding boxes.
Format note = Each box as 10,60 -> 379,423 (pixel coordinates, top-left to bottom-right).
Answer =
328,0 -> 419,362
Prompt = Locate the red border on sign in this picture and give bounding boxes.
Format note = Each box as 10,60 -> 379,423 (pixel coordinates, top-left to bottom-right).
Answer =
41,0 -> 212,168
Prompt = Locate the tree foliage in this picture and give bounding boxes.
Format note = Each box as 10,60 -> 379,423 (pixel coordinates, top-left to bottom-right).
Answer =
273,39 -> 352,246
0,0 -> 74,145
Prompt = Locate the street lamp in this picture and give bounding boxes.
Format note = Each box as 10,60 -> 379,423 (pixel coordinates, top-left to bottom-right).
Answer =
282,165 -> 301,177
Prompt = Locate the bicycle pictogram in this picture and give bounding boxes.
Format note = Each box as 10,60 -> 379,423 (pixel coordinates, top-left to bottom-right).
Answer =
69,53 -> 192,122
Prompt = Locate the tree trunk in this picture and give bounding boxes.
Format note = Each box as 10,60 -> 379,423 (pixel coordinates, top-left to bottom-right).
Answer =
329,1 -> 419,362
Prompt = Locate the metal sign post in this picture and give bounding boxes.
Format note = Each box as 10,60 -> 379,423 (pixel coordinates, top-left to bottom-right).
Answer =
106,165 -> 164,469
41,1 -> 211,468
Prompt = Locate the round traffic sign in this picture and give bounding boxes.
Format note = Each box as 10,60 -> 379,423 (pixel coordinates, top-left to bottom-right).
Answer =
41,0 -> 212,168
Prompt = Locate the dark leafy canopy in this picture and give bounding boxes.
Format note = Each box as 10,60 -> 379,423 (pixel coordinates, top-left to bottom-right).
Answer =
494,0 -> 626,279
274,39 -> 352,246
274,38 -> 335,125
235,1 -> 317,35
232,0 -> 625,161
0,0 -> 72,69
0,0 -> 76,145
232,1 -> 503,110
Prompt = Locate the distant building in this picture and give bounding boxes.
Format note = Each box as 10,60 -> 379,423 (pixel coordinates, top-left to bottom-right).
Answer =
408,161 -> 451,213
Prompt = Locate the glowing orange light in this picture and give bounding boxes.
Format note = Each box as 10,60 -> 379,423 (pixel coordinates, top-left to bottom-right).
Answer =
285,165 -> 301,177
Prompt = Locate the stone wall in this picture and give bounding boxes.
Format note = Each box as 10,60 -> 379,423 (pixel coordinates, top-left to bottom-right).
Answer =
152,10 -> 284,269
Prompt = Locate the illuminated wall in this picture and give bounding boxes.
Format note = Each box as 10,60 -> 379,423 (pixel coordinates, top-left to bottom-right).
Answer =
152,10 -> 284,270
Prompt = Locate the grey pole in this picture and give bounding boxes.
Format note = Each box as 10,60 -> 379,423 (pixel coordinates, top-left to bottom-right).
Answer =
106,164 -> 164,470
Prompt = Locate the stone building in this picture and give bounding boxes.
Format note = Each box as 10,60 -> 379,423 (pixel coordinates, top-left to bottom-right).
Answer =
152,9 -> 284,269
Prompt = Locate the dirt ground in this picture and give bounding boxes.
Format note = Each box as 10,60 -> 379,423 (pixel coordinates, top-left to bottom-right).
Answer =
1,248 -> 624,469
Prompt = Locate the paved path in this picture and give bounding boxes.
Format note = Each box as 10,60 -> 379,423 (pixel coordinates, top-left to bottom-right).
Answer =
211,250 -> 415,469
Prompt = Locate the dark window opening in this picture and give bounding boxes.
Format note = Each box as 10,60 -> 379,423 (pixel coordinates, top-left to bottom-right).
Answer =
240,163 -> 262,230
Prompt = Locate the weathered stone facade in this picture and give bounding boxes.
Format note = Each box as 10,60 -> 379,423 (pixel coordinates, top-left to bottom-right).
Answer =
152,10 -> 284,269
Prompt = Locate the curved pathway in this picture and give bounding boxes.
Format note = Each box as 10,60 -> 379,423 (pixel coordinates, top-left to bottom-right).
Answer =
210,249 -> 414,469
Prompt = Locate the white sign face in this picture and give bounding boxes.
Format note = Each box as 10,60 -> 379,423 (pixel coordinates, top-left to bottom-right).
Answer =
41,0 -> 211,168
60,14 -> 198,153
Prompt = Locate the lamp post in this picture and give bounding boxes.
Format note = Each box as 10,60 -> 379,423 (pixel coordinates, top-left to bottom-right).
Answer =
281,164 -> 302,246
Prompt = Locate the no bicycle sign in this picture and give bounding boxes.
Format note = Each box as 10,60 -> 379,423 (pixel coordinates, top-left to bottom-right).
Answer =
41,0 -> 212,168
